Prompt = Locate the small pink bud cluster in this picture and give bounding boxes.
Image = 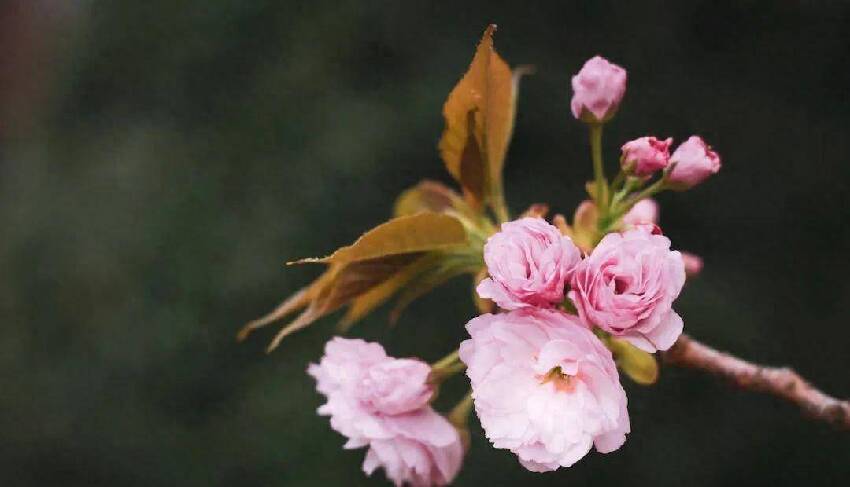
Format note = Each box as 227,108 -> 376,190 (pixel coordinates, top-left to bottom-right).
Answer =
308,338 -> 464,486
572,56 -> 722,188
618,135 -> 721,184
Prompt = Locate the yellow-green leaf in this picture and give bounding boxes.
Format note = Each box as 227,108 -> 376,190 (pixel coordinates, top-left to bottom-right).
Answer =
438,24 -> 516,208
607,337 -> 659,385
295,212 -> 468,265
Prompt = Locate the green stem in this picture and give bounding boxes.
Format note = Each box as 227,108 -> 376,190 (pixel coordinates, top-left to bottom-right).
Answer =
448,392 -> 475,428
610,177 -> 643,210
610,169 -> 626,195
610,177 -> 667,222
590,123 -> 608,215
431,349 -> 466,383
432,350 -> 459,370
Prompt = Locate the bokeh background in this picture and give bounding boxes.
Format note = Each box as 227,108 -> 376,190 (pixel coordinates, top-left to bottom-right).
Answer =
2,1 -> 849,485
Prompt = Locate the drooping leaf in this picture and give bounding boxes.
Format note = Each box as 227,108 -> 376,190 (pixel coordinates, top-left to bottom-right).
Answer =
389,263 -> 478,325
240,254 -> 421,352
438,24 -> 517,209
393,180 -> 464,217
607,337 -> 659,385
338,254 -> 439,330
295,212 -> 468,265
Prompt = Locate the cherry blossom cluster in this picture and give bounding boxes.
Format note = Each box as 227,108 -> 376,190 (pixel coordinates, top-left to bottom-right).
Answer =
307,55 -> 721,485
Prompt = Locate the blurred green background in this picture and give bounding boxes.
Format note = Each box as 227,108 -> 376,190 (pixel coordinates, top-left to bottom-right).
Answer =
1,1 -> 849,485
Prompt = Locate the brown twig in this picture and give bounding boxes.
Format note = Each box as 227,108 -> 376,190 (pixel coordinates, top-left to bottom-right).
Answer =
663,334 -> 850,429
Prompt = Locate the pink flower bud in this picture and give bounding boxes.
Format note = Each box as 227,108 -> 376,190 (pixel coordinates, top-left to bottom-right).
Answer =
621,136 -> 672,177
667,136 -> 721,189
681,251 -> 704,277
621,198 -> 659,227
570,56 -> 627,123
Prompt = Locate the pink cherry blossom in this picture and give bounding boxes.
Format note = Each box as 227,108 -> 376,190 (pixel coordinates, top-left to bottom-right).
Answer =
569,226 -> 686,352
570,56 -> 627,123
308,337 -> 463,486
667,136 -> 721,189
459,309 -> 630,472
621,136 -> 672,177
477,217 -> 581,310
621,198 -> 659,227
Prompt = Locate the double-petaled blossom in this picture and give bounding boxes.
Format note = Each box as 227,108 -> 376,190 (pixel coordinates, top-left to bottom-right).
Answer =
621,136 -> 672,177
308,337 -> 463,486
667,136 -> 721,189
570,56 -> 627,123
568,226 -> 686,352
459,309 -> 630,472
477,217 -> 582,310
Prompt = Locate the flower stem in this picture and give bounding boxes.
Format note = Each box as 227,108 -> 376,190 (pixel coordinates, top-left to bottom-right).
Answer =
614,177 -> 666,218
448,392 -> 475,428
432,349 -> 459,370
431,349 -> 466,383
590,123 -> 608,215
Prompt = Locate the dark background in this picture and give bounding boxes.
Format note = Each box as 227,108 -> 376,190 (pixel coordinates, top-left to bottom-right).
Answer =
1,1 -> 849,486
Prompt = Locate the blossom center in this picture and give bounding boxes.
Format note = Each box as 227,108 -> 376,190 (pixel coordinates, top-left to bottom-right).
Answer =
538,366 -> 576,392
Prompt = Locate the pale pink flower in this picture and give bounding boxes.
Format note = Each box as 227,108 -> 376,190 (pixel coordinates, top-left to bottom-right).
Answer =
681,251 -> 704,277
667,136 -> 721,189
362,412 -> 464,487
571,56 -> 627,123
308,337 -> 463,486
459,309 -> 630,472
477,217 -> 581,310
621,136 -> 672,177
569,226 -> 686,352
621,198 -> 659,227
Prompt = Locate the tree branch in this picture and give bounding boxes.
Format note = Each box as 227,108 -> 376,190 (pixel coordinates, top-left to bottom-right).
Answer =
663,334 -> 850,430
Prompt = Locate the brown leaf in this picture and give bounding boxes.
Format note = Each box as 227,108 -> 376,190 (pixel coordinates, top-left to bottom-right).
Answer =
552,213 -> 573,237
242,254 -> 421,352
389,264 -> 477,325
571,200 -> 599,253
472,267 -> 495,314
338,254 -> 438,330
438,24 -> 516,208
521,203 -> 549,219
393,180 -> 464,217
295,212 -> 468,265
